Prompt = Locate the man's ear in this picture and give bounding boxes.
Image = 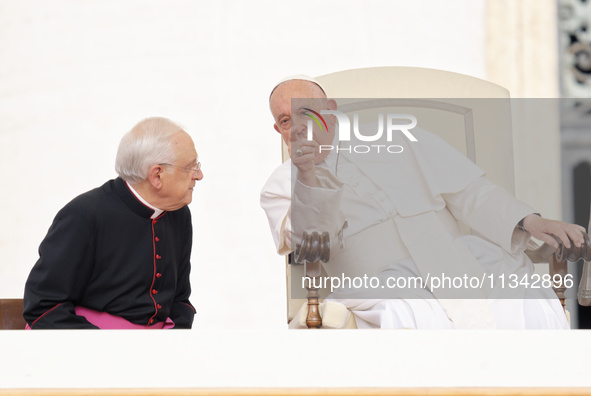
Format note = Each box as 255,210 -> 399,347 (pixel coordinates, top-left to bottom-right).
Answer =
274,124 -> 281,134
147,165 -> 164,190
328,99 -> 337,110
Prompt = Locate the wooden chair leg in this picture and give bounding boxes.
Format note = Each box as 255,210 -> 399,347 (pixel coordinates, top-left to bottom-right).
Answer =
306,284 -> 322,329
549,255 -> 568,312
295,231 -> 330,329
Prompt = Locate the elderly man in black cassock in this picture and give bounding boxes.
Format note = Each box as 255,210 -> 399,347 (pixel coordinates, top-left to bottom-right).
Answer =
24,117 -> 203,329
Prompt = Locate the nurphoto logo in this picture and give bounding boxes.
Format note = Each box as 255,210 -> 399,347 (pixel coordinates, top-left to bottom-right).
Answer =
302,107 -> 328,133
307,110 -> 418,154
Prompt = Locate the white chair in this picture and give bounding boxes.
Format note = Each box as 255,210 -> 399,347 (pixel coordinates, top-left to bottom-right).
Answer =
284,66 -> 590,328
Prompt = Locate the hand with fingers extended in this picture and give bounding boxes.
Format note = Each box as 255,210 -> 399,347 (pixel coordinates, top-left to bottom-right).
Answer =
521,213 -> 587,249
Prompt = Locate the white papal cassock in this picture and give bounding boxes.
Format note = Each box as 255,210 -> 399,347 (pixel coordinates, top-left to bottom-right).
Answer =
260,128 -> 568,330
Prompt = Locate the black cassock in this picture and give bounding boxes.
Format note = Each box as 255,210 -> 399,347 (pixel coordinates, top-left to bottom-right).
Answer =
24,177 -> 195,329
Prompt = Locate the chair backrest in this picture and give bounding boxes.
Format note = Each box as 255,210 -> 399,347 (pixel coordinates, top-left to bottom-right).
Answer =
317,66 -> 514,193
0,299 -> 26,330
283,66 -> 514,324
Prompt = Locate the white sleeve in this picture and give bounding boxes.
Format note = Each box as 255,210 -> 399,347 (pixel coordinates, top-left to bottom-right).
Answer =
260,162 -> 293,255
442,177 -> 535,254
260,162 -> 344,255
292,167 -> 345,249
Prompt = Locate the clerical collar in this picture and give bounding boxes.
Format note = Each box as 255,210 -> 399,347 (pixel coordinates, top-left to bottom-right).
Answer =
125,181 -> 164,219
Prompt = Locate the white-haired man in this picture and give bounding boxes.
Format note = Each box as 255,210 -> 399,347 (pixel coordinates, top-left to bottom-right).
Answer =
260,77 -> 586,329
24,117 -> 203,329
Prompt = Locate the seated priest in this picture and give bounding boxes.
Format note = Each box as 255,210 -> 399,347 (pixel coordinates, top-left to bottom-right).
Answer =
24,117 -> 202,329
260,75 -> 586,329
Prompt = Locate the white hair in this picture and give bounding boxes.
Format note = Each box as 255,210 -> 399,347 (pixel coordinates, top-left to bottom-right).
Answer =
115,117 -> 184,184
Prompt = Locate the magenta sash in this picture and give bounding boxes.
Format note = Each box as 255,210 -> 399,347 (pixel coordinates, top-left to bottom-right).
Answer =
26,306 -> 175,329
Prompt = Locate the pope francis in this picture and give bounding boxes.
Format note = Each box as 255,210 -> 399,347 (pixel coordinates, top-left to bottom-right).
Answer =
260,76 -> 586,329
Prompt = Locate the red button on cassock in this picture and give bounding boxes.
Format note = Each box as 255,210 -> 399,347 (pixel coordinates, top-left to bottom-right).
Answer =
155,237 -> 160,242
156,273 -> 162,278
157,304 -> 162,309
156,255 -> 161,259
149,319 -> 154,324
152,289 -> 158,294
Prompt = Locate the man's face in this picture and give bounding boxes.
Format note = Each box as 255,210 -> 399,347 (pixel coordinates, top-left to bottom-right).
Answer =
158,132 -> 203,211
270,80 -> 336,162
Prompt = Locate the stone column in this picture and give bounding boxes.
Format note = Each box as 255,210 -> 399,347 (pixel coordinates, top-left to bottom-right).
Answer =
486,0 -> 561,219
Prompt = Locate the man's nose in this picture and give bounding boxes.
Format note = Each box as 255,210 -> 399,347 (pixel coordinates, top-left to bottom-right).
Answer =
194,169 -> 203,181
290,123 -> 307,141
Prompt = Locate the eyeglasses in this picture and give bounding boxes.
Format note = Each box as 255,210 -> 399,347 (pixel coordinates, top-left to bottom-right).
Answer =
159,161 -> 201,174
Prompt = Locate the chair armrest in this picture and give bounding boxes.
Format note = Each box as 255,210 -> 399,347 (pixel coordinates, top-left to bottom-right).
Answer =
525,232 -> 591,263
526,232 -> 591,311
525,239 -> 557,263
